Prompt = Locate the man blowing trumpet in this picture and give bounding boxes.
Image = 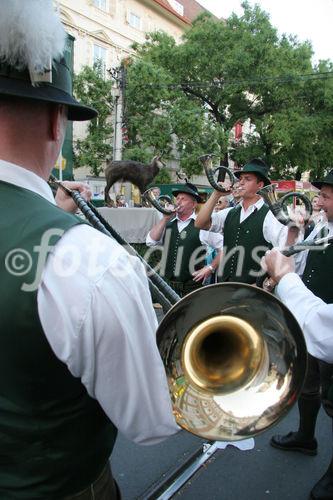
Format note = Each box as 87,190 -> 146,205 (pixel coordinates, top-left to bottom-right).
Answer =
0,1 -> 178,498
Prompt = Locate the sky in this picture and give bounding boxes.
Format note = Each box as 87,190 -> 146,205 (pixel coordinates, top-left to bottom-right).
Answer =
197,0 -> 333,63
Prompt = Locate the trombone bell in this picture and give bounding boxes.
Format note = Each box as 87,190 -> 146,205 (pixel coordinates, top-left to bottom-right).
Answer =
182,315 -> 264,394
158,283 -> 307,441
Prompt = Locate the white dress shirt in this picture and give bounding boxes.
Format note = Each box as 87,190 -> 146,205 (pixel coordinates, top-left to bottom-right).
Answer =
209,197 -> 288,248
0,160 -> 179,445
146,212 -> 224,250
277,273 -> 333,363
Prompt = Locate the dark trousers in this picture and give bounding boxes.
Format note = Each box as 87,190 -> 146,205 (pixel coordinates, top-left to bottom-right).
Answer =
64,464 -> 120,500
301,353 -> 333,417
296,353 -> 333,443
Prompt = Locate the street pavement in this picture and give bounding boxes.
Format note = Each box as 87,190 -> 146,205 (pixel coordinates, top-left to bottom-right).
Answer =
112,405 -> 331,500
111,307 -> 331,500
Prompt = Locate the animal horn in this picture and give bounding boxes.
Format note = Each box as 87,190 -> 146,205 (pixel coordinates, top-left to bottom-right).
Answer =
199,154 -> 238,194
143,187 -> 175,215
257,184 -> 313,226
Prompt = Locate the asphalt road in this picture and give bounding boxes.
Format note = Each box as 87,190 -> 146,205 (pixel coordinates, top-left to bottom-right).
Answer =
112,405 -> 331,500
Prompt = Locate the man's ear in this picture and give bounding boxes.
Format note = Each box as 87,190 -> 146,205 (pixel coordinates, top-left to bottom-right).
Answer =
49,104 -> 66,141
257,179 -> 265,190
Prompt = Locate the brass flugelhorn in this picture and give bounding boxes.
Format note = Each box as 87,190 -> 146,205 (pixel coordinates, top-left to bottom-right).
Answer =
200,153 -> 238,193
257,183 -> 313,225
143,187 -> 175,215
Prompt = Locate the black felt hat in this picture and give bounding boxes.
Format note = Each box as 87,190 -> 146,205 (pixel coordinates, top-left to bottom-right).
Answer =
234,158 -> 271,186
311,169 -> 333,189
172,182 -> 203,203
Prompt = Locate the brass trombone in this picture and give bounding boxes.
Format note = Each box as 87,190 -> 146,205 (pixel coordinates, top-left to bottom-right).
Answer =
157,282 -> 306,441
52,177 -> 307,442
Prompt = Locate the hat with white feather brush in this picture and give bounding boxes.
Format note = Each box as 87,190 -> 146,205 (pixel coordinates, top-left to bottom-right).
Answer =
0,0 -> 97,121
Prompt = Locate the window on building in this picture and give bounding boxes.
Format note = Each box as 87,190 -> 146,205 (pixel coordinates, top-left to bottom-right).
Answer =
93,44 -> 107,75
128,12 -> 141,30
169,0 -> 184,16
94,0 -> 107,10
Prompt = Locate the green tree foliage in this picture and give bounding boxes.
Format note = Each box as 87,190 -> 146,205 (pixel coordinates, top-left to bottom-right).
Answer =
73,62 -> 114,176
124,2 -> 332,179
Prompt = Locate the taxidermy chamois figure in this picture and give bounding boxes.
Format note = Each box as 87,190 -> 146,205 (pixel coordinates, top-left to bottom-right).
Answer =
104,154 -> 165,205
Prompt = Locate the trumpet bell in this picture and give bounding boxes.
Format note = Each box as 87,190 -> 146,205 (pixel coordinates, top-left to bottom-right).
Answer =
158,283 -> 307,441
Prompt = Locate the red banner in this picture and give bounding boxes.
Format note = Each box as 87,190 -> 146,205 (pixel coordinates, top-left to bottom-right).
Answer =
273,180 -> 296,191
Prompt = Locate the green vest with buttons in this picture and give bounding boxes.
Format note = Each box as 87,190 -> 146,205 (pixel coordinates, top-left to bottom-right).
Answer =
220,204 -> 272,284
0,181 -> 117,498
163,218 -> 206,282
302,229 -> 333,304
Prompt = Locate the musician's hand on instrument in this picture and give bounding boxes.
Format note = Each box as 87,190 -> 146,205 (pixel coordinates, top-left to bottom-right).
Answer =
216,180 -> 232,194
262,276 -> 277,293
161,203 -> 176,221
287,207 -> 306,229
262,248 -> 295,284
192,265 -> 214,282
165,202 -> 176,213
55,181 -> 92,213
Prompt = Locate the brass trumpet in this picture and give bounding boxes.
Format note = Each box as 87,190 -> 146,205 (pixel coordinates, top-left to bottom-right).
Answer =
257,183 -> 313,226
200,153 -> 238,193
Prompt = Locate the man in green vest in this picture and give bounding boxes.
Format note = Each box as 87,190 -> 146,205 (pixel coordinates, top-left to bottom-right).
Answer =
146,182 -> 224,297
0,2 -> 178,498
268,170 -> 333,500
195,159 -> 293,283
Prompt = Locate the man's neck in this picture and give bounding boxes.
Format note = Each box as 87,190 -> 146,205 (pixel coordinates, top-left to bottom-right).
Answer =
0,151 -> 49,180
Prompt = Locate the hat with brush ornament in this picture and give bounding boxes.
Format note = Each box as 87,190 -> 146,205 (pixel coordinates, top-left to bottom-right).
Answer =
0,0 -> 96,121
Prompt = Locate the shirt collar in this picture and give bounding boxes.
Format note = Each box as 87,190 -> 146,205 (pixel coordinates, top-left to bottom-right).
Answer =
0,159 -> 55,205
176,211 -> 196,222
240,197 -> 264,212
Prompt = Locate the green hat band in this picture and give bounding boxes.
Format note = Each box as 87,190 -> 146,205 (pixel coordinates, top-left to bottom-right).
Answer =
0,59 -> 72,96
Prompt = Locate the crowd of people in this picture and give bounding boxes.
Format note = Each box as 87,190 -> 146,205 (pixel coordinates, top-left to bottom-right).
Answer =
1,2 -> 332,500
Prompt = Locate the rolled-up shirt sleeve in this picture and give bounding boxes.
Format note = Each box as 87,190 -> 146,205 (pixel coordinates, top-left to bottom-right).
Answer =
276,273 -> 333,363
146,230 -> 164,246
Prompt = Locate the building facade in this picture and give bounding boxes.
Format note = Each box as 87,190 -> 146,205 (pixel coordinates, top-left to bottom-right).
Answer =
56,0 -> 210,195
58,0 -> 206,76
